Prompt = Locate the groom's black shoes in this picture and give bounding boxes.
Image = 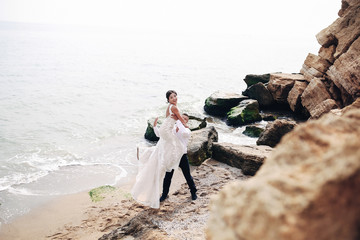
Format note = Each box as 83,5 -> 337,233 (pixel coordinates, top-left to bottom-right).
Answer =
191,190 -> 197,201
160,195 -> 168,202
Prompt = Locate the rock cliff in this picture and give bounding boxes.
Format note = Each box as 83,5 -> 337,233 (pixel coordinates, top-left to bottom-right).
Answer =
207,1 -> 360,239
240,0 -> 360,119
300,0 -> 360,118
207,102 -> 360,240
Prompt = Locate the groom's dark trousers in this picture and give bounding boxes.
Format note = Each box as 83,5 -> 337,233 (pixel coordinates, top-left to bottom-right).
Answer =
161,154 -> 197,197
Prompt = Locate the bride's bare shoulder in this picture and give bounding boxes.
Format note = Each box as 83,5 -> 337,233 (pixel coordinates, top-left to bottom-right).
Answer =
170,104 -> 178,111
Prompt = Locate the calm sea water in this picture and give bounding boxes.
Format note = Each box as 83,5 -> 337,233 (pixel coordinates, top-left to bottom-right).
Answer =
0,21 -> 319,225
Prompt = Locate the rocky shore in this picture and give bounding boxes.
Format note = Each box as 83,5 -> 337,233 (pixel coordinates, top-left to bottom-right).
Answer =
1,0 -> 358,239
110,1 -> 360,239
205,1 -> 360,239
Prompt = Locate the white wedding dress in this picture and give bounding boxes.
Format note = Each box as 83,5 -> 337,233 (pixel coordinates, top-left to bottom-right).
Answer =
131,104 -> 184,208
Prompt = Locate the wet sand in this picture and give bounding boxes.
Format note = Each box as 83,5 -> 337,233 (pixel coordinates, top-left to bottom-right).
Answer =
0,159 -> 248,240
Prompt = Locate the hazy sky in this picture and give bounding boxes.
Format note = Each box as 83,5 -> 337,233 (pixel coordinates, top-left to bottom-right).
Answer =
0,0 -> 340,36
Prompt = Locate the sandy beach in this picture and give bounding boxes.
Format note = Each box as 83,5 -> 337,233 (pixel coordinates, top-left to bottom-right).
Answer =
0,159 -> 248,240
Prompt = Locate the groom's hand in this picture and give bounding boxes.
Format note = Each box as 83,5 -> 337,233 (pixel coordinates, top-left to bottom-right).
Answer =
171,114 -> 178,120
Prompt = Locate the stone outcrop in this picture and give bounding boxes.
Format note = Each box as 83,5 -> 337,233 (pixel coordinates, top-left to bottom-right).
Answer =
144,116 -> 207,142
242,125 -> 264,138
240,0 -> 360,119
287,80 -> 309,116
303,0 -> 360,113
212,142 -> 272,176
245,82 -> 274,107
300,78 -> 338,118
301,53 -> 331,82
243,73 -> 270,88
144,119 -> 160,141
204,91 -> 248,117
187,126 -> 218,166
188,116 -> 207,131
327,36 -> 360,102
267,73 -> 304,106
260,112 -> 277,121
226,99 -> 262,126
256,119 -> 297,147
207,107 -> 360,240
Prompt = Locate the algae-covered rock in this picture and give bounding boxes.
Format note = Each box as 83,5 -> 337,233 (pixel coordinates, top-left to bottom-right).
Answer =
144,116 -> 207,142
187,126 -> 218,166
243,73 -> 270,88
226,99 -> 262,126
89,185 -> 116,202
188,116 -> 207,131
144,119 -> 160,142
204,91 -> 248,117
260,113 -> 277,121
242,125 -> 264,138
244,82 -> 274,107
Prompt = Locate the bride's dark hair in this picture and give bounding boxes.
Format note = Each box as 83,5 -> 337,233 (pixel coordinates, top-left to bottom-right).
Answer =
166,90 -> 177,102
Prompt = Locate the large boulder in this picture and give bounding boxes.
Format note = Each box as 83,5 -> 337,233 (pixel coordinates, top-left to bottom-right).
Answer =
207,108 -> 360,240
211,142 -> 272,176
314,0 -> 360,105
187,126 -> 218,166
317,0 -> 360,59
301,78 -> 338,118
256,119 -> 297,147
244,82 -> 275,108
309,98 -> 339,119
334,97 -> 360,115
242,125 -> 264,138
243,73 -> 270,88
144,116 -> 207,142
144,118 -> 160,141
204,91 -> 248,117
226,99 -> 262,126
327,36 -> 360,102
300,53 -> 331,82
188,116 -> 207,131
318,45 -> 336,64
267,73 -> 304,106
287,80 -> 309,116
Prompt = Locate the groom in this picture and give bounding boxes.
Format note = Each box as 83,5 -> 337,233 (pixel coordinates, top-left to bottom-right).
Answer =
153,114 -> 197,201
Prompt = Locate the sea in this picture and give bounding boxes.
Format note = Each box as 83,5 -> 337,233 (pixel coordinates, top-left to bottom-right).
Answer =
0,21 -> 320,226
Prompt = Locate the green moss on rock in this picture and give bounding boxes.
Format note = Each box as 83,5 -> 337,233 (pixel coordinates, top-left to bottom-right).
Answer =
243,73 -> 270,88
227,100 -> 262,126
243,126 -> 264,138
144,120 -> 160,142
188,148 -> 209,166
89,185 -> 116,202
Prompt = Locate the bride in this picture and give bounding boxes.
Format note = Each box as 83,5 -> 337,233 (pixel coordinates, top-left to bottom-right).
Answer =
131,90 -> 189,208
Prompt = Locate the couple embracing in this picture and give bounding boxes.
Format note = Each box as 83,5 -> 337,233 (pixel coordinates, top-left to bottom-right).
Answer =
131,90 -> 197,208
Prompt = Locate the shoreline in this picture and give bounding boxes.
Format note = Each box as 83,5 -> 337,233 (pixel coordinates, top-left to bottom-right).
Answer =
0,159 -> 248,240
0,178 -> 135,240
0,164 -> 196,240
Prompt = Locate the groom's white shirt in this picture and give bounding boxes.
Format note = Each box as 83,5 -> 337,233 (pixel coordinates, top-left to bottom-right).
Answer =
154,120 -> 191,154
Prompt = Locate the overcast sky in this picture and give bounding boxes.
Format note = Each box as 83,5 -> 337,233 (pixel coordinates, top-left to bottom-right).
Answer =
0,0 -> 340,36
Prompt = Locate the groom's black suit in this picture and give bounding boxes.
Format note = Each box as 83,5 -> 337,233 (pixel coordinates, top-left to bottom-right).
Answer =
161,153 -> 197,200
